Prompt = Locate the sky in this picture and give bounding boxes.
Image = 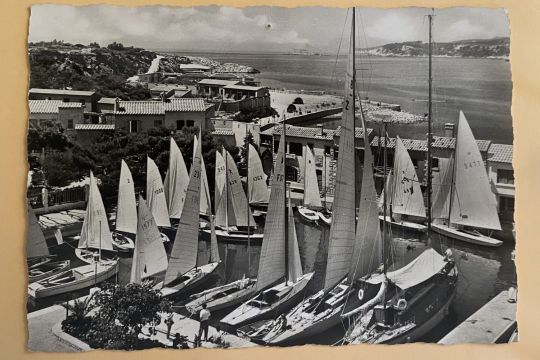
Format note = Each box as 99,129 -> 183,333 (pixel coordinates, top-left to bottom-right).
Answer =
28,5 -> 510,52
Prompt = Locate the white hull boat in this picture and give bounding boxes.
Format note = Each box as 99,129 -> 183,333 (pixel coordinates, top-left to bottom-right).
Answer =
202,228 -> 263,244
111,231 -> 135,252
318,211 -> 332,226
431,223 -> 502,247
220,272 -> 314,330
297,206 -> 319,223
185,278 -> 257,314
160,262 -> 220,298
379,215 -> 427,233
28,262 -> 118,299
75,248 -> 117,265
28,260 -> 71,284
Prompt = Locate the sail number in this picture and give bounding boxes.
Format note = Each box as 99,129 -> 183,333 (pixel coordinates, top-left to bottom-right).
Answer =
252,175 -> 264,181
154,188 -> 164,195
463,160 -> 483,170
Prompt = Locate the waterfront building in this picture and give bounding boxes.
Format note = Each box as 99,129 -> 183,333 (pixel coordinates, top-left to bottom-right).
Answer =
487,143 -> 514,221
29,100 -> 85,131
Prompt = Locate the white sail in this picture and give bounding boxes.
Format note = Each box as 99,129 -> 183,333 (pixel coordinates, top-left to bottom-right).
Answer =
378,169 -> 393,212
248,144 -> 269,205
27,207 -> 49,258
146,157 -> 171,227
225,150 -> 255,227
209,215 -> 221,264
78,172 -> 114,251
432,156 -> 454,221
167,138 -> 190,219
324,26 -> 357,291
193,135 -> 211,216
256,133 -> 287,291
214,150 -> 228,228
349,114 -> 382,282
303,145 -> 322,209
450,111 -> 501,230
130,196 -> 168,284
164,134 -> 202,285
116,160 -> 137,234
287,195 -> 303,283
391,136 -> 426,219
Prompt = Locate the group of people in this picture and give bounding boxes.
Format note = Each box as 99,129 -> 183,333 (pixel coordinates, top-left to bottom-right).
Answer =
164,304 -> 212,349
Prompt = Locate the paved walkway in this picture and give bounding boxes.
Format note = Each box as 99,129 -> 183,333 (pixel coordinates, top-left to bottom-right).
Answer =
27,305 -> 76,352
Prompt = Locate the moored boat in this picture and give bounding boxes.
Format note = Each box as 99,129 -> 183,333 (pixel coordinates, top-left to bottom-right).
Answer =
297,145 -> 324,223
28,262 -> 118,299
111,160 -> 137,252
29,260 -> 71,284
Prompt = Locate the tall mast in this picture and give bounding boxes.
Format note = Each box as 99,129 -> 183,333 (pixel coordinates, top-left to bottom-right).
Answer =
382,123 -> 387,276
245,123 -> 251,277
223,146 -> 229,230
426,11 -> 433,239
283,119 -> 289,283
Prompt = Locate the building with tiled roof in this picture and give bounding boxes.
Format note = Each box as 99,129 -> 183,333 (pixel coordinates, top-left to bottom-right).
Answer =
28,100 -> 85,131
112,98 -> 215,133
29,88 -> 100,111
487,143 -> 514,220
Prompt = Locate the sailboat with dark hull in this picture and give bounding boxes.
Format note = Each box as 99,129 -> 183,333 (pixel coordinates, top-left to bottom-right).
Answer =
219,125 -> 314,331
239,11 -> 384,344
341,11 -> 458,345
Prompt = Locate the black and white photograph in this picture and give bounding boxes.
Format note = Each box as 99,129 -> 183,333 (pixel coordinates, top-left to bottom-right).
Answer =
26,5 -> 516,351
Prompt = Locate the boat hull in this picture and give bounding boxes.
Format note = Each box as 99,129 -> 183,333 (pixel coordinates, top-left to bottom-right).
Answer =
160,262 -> 220,299
74,248 -> 118,265
297,206 -> 320,223
379,215 -> 427,233
318,212 -> 332,226
220,272 -> 314,331
185,279 -> 257,314
111,231 -> 135,252
28,262 -> 118,299
201,229 -> 264,244
28,260 -> 71,284
432,223 -> 502,247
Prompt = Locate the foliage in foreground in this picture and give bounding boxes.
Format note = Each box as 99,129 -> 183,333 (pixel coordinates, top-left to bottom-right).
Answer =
61,282 -> 171,350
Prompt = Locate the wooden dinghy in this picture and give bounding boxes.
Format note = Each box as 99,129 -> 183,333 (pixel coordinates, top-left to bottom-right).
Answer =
185,277 -> 257,314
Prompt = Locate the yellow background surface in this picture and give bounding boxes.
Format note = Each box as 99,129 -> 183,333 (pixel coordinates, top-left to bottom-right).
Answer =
0,0 -> 537,358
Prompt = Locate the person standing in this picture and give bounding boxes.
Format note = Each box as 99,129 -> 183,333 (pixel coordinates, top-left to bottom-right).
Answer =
198,304 -> 211,344
165,312 -> 174,339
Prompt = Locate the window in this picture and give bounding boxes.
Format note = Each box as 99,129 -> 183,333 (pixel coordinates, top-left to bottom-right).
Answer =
274,140 -> 280,153
307,143 -> 314,150
499,196 -> 515,212
154,119 -> 162,127
286,165 -> 298,182
63,98 -> 70,103
176,120 -> 185,130
67,119 -> 74,129
129,120 -> 138,133
316,169 -> 323,193
333,147 -> 339,160
497,169 -> 514,185
187,120 -> 195,128
431,158 -> 440,170
411,158 -> 419,168
79,99 -> 86,105
289,142 -> 303,156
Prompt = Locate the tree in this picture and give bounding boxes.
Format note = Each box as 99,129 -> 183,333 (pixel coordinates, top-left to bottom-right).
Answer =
238,131 -> 259,176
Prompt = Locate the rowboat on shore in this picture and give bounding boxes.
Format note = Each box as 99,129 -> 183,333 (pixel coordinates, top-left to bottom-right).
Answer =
29,260 -> 71,284
28,262 -> 118,299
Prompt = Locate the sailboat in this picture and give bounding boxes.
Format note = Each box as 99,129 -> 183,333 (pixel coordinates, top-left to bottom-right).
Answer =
194,135 -> 212,219
75,172 -> 117,265
248,143 -> 270,218
159,132 -> 220,298
130,196 -> 168,284
164,137 -> 190,223
431,111 -> 503,247
146,157 -> 172,240
219,125 -> 314,331
185,214 -> 257,314
378,136 -> 428,233
27,208 -> 70,283
341,11 -> 458,345
239,9 -> 383,345
111,160 -> 136,252
203,147 -> 263,243
298,145 -> 324,223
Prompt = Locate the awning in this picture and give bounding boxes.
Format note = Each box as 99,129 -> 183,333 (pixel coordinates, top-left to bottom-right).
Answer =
365,248 -> 447,290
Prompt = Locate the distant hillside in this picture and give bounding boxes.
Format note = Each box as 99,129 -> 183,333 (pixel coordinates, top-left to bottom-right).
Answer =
362,37 -> 509,59
28,41 -> 259,100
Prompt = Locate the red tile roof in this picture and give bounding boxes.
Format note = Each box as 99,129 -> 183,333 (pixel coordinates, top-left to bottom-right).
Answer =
74,124 -> 115,130
262,124 -> 372,140
371,135 -> 492,153
29,88 -> 96,97
488,143 -> 513,164
29,100 -> 83,114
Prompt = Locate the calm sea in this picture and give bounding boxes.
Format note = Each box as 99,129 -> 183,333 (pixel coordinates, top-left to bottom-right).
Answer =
174,51 -> 513,145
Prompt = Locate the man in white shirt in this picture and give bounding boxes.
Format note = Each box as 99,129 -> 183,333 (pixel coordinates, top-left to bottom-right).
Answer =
198,304 -> 211,343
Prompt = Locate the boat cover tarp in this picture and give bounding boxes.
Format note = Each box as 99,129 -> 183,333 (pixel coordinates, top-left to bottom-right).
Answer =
365,248 -> 446,290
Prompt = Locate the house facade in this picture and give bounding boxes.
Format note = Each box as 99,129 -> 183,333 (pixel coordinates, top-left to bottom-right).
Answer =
29,88 -> 100,112
28,100 -> 85,132
487,143 -> 514,221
